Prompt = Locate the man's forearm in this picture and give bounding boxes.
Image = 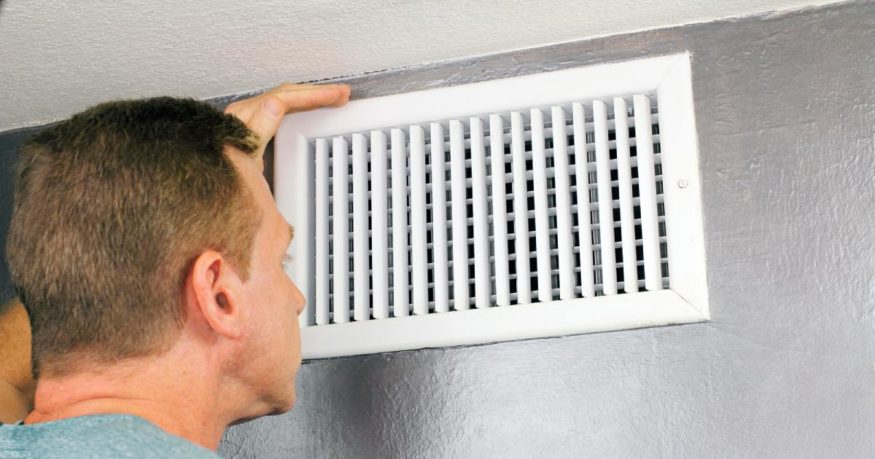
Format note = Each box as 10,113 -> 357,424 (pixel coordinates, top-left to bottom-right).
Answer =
0,379 -> 29,423
0,300 -> 34,422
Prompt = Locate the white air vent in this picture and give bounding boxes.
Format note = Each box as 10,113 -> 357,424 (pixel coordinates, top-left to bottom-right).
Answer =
276,53 -> 708,359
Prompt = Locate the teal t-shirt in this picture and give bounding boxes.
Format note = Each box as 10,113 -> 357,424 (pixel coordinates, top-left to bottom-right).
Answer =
0,414 -> 220,458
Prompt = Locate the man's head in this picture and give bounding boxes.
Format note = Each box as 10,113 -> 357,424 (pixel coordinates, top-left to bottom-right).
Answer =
6,97 -> 269,379
5,86 -> 347,446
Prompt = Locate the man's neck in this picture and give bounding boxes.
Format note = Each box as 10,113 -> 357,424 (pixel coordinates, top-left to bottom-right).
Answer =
26,349 -> 238,451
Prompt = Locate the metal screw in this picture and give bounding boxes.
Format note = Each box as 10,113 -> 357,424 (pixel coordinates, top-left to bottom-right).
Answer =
677,179 -> 689,189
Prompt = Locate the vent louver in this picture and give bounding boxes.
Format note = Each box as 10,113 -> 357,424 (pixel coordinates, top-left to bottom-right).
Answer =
276,53 -> 709,359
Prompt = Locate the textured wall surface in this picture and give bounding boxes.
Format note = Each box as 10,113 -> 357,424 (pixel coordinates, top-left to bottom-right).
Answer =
218,2 -> 875,458
0,0 -> 848,132
0,1 -> 871,457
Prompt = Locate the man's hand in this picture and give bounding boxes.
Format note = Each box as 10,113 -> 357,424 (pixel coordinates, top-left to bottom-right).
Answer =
225,83 -> 351,161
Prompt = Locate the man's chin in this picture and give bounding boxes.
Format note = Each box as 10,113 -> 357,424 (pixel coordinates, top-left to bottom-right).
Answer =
267,392 -> 296,416
267,383 -> 297,415
234,388 -> 296,424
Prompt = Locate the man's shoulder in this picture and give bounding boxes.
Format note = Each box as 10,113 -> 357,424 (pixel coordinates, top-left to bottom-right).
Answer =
0,414 -> 220,459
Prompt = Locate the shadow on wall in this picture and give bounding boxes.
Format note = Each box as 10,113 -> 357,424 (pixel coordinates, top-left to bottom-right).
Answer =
0,128 -> 40,308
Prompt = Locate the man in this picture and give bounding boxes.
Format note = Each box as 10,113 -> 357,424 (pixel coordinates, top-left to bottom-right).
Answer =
0,298 -> 33,424
0,83 -> 350,457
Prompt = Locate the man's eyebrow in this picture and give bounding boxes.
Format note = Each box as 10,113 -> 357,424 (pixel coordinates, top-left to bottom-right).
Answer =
288,224 -> 295,243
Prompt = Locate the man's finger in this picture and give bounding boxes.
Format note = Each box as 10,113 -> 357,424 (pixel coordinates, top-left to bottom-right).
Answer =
269,84 -> 351,114
244,95 -> 285,152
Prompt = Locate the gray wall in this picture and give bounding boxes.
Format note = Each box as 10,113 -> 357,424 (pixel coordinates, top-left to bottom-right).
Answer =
218,2 -> 875,458
0,128 -> 37,307
0,1 -> 871,457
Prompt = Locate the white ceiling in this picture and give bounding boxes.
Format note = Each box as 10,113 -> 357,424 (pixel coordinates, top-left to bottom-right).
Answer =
0,0 -> 844,132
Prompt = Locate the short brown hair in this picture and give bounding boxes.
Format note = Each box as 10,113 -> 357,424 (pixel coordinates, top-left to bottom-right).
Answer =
6,97 -> 261,376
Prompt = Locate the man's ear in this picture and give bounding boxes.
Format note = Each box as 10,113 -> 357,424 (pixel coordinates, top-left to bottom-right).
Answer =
187,250 -> 244,339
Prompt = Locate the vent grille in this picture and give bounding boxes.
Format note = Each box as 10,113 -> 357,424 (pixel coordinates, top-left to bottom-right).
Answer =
276,53 -> 709,359
313,96 -> 667,325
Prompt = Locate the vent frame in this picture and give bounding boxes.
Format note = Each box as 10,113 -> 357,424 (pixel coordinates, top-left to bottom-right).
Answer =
276,52 -> 709,359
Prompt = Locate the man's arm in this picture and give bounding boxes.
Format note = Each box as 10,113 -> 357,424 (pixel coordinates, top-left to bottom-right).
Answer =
0,381 -> 29,423
0,300 -> 34,423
